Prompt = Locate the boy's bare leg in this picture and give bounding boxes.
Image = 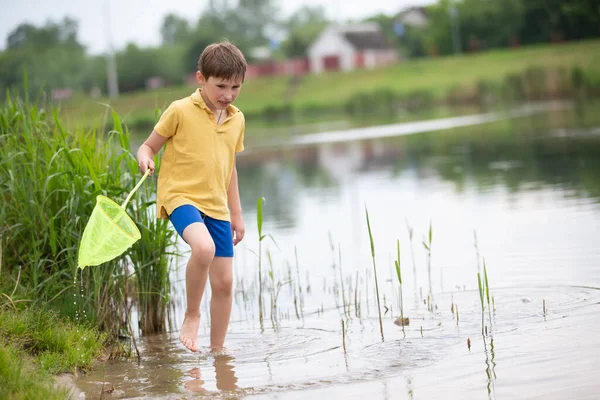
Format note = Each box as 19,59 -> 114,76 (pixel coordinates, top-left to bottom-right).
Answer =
208,256 -> 234,351
181,223 -> 215,352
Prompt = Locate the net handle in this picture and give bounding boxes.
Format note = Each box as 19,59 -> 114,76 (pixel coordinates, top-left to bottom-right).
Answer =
121,169 -> 151,209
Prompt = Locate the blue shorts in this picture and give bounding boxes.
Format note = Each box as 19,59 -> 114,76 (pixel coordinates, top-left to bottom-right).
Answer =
168,205 -> 233,257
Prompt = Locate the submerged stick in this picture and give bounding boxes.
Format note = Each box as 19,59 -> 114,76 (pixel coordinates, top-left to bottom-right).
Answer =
543,299 -> 547,315
341,319 -> 346,352
456,304 -> 459,326
354,271 -> 359,318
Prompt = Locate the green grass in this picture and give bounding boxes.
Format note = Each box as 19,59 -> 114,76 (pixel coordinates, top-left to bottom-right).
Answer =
0,306 -> 106,399
59,39 -> 600,128
0,92 -> 177,337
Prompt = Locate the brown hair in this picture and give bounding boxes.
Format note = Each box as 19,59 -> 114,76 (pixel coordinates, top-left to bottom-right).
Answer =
197,41 -> 247,82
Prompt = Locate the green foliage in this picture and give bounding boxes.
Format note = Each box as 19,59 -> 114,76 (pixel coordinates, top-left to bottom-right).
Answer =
0,93 -> 177,336
117,44 -> 186,91
0,306 -> 106,399
0,308 -> 105,373
0,18 -> 87,95
160,14 -> 192,45
395,239 -> 402,285
0,344 -> 69,400
281,6 -> 330,58
2,0 -> 600,97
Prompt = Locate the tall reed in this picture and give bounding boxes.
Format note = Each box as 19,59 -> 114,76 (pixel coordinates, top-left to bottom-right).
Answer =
365,206 -> 384,340
422,221 -> 433,310
256,197 -> 266,329
0,93 -> 175,337
483,259 -> 492,329
394,239 -> 405,332
477,272 -> 485,336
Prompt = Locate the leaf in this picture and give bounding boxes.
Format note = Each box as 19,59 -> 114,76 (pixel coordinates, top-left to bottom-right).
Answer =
484,259 -> 490,305
428,220 -> 433,245
257,197 -> 265,237
477,273 -> 485,311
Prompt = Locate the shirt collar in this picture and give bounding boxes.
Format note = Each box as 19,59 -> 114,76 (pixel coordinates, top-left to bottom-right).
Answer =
190,88 -> 239,115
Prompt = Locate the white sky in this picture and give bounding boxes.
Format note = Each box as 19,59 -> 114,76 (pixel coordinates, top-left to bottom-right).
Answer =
0,0 -> 434,54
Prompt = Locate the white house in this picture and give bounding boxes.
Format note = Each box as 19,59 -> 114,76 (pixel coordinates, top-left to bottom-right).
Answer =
396,7 -> 429,28
307,23 -> 399,74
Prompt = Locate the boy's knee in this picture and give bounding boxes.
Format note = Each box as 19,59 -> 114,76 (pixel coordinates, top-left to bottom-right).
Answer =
212,275 -> 233,296
190,241 -> 215,264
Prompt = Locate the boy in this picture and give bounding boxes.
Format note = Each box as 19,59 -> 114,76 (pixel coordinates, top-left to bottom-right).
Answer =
137,41 -> 247,353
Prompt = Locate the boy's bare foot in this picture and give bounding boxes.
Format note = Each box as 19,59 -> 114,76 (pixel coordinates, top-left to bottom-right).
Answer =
179,313 -> 200,352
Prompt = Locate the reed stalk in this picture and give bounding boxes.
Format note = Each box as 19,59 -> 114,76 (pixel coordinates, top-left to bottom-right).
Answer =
341,319 -> 347,352
484,259 -> 492,329
256,197 -> 265,330
422,221 -> 433,309
365,206 -> 384,340
477,272 -> 485,336
394,239 -> 404,332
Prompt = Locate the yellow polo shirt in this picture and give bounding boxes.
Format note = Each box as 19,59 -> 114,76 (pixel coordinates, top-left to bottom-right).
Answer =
154,89 -> 245,221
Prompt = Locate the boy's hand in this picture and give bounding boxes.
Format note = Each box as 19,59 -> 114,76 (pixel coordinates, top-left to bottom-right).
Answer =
138,157 -> 155,176
231,214 -> 245,245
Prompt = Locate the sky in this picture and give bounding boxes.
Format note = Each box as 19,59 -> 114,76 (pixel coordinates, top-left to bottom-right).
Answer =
0,0 -> 434,54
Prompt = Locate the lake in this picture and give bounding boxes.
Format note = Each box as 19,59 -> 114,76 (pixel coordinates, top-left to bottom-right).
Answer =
75,100 -> 600,399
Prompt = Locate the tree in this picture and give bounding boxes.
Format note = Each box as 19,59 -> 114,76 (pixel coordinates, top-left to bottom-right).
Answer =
236,0 -> 280,45
518,0 -> 600,44
1,18 -> 86,94
458,0 -> 525,50
160,14 -> 191,45
280,5 -> 329,58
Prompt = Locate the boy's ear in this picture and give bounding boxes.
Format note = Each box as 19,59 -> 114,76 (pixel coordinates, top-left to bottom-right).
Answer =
196,71 -> 206,86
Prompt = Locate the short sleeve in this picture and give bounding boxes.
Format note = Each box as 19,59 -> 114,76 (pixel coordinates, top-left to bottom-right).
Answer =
154,102 -> 179,138
235,115 -> 245,153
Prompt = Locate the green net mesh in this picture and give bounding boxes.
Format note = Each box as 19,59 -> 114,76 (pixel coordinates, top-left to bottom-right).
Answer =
77,195 -> 141,269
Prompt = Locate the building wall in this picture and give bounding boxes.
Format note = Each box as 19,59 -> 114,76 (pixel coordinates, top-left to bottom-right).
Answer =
245,58 -> 309,79
364,49 -> 399,69
398,10 -> 428,28
307,28 -> 355,74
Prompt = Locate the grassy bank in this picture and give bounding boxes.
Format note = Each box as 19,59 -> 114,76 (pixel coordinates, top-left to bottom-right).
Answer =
0,91 -> 178,395
0,93 -> 177,339
0,305 -> 106,399
59,39 -> 600,130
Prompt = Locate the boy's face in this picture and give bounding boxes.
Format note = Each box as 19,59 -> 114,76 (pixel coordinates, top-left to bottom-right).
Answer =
196,72 -> 242,112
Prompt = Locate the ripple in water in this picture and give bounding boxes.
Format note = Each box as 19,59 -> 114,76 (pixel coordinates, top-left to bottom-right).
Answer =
74,285 -> 600,399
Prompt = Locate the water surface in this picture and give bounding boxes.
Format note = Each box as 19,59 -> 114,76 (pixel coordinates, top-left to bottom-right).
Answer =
76,100 -> 600,399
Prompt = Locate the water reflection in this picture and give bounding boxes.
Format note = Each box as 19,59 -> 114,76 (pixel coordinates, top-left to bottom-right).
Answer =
78,101 -> 600,399
184,354 -> 239,394
238,102 -> 600,234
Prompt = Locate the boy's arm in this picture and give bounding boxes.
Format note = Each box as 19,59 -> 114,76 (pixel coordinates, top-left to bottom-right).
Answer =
137,130 -> 168,175
228,158 -> 245,245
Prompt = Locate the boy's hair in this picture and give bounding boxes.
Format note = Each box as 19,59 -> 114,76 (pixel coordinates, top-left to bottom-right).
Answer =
197,41 -> 247,82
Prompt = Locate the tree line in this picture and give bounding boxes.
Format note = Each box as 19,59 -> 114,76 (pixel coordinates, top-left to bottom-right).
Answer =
0,0 -> 597,96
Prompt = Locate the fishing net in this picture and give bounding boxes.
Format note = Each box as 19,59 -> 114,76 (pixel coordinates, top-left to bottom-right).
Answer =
77,170 -> 149,269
